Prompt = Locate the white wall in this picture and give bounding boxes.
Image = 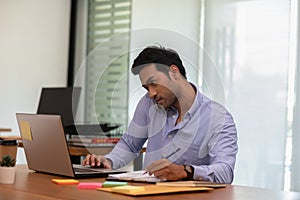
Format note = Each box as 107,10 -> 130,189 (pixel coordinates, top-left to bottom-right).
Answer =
129,0 -> 201,119
0,0 -> 71,163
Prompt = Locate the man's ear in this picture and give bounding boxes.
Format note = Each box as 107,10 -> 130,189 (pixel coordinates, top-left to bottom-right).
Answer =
169,64 -> 180,79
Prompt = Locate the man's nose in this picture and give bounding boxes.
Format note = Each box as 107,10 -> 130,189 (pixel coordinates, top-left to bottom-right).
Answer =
148,86 -> 157,99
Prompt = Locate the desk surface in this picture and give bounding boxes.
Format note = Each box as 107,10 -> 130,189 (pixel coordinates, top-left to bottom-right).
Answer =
1,165 -> 300,200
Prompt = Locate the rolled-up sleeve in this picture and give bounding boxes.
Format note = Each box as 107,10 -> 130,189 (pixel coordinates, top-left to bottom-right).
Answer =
193,112 -> 238,183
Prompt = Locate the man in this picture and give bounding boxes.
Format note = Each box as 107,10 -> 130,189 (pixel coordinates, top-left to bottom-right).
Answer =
82,45 -> 238,183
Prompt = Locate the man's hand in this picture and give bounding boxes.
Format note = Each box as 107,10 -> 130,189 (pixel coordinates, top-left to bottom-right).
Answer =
81,154 -> 112,169
146,159 -> 186,181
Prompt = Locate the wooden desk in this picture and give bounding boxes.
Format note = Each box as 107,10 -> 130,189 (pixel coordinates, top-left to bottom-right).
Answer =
1,165 -> 300,200
68,146 -> 114,156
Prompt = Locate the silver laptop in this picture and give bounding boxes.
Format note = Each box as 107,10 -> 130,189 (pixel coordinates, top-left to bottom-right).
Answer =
16,113 -> 126,178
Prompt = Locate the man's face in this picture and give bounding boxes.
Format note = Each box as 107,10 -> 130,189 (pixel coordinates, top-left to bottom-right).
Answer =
139,64 -> 178,109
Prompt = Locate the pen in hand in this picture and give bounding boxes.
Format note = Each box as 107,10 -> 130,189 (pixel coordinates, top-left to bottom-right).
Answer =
144,147 -> 181,174
164,148 -> 181,159
142,171 -> 148,175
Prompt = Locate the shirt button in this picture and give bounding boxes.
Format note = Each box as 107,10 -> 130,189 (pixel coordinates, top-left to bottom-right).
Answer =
168,135 -> 172,138
162,154 -> 166,158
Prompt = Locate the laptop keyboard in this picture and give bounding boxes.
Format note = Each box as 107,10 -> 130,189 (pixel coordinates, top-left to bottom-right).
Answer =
73,164 -> 106,173
74,167 -> 101,173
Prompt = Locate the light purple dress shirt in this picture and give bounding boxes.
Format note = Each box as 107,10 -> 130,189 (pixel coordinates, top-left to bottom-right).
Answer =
106,84 -> 238,183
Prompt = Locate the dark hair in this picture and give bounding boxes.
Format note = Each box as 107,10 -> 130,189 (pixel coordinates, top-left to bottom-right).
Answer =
131,45 -> 187,79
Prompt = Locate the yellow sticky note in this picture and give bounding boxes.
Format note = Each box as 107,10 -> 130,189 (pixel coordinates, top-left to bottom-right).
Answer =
52,179 -> 79,185
111,185 -> 145,193
20,120 -> 33,141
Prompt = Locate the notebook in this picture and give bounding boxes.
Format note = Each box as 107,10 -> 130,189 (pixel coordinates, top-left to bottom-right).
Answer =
36,87 -> 120,135
16,113 -> 126,178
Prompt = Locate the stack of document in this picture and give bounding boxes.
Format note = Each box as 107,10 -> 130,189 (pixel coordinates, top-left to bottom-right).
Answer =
107,171 -> 228,188
106,170 -> 164,183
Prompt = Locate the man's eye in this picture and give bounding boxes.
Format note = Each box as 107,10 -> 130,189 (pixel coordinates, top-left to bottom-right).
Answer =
149,80 -> 157,86
142,81 -> 157,91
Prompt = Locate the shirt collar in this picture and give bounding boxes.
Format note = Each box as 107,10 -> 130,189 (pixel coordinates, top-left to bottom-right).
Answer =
187,82 -> 203,118
166,83 -> 203,119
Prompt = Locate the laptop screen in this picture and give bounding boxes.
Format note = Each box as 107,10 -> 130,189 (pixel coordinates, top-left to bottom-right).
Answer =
37,87 -> 81,126
16,113 -> 126,178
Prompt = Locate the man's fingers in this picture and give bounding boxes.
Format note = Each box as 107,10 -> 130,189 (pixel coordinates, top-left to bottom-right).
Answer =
82,154 -> 91,165
146,159 -> 171,172
82,154 -> 112,169
82,154 -> 98,166
102,162 -> 111,169
89,154 -> 95,166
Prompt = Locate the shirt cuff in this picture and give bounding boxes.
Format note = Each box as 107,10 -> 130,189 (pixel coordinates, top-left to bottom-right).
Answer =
105,155 -> 116,169
193,165 -> 214,181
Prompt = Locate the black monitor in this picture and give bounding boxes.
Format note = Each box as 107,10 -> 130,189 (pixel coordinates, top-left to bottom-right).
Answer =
37,87 -> 81,126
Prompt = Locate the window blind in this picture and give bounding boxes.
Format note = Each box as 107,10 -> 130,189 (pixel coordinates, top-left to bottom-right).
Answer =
85,0 -> 131,128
